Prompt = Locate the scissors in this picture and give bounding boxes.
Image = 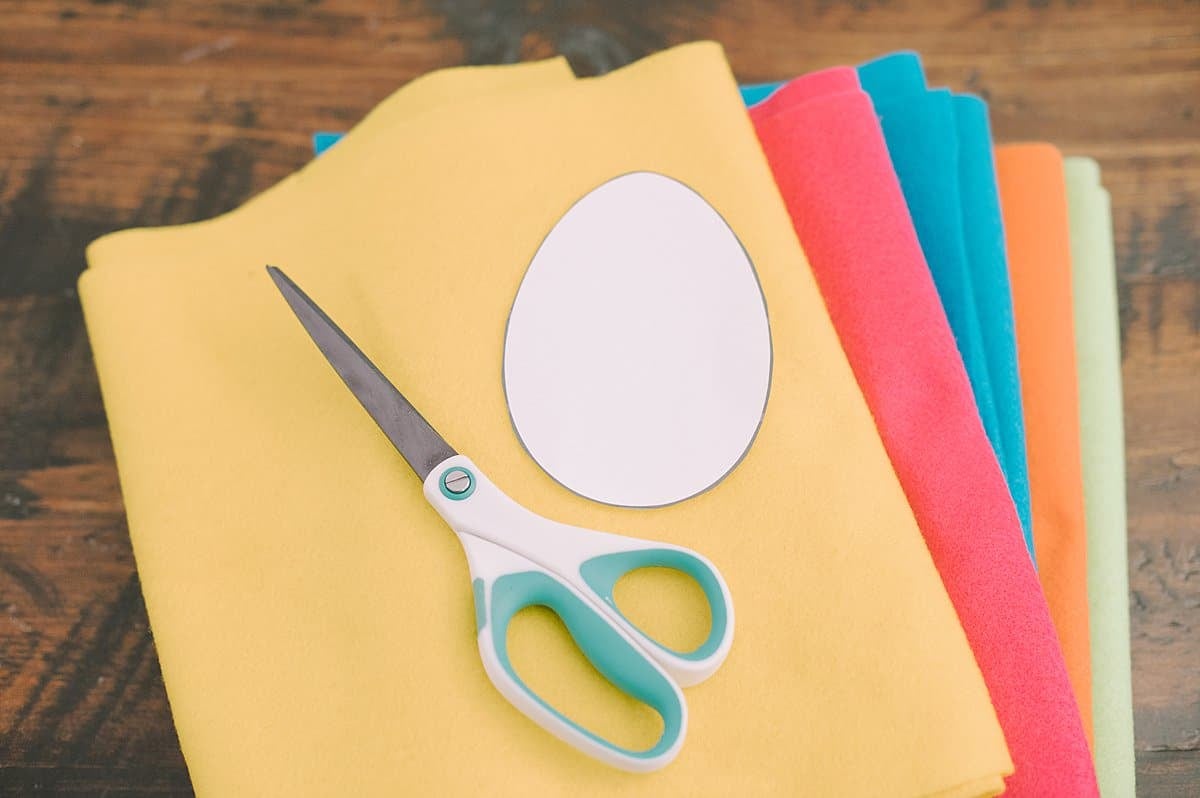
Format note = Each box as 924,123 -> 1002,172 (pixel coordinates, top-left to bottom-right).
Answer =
266,267 -> 734,772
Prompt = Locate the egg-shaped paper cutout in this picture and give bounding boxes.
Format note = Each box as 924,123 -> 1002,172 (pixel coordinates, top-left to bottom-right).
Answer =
503,172 -> 772,508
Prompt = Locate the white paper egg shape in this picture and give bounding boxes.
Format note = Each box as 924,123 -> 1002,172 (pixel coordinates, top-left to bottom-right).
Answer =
503,171 -> 772,508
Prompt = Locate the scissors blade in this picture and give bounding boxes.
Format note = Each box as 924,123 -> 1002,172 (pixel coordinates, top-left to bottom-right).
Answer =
266,266 -> 457,481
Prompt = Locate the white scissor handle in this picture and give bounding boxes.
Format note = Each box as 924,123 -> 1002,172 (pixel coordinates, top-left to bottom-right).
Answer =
454,532 -> 687,772
423,455 -> 735,771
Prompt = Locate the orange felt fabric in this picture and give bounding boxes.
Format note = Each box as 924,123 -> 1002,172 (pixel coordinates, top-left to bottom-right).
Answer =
996,143 -> 1093,747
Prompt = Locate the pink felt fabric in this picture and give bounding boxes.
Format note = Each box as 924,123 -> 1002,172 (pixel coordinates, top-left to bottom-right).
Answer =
749,71 -> 1098,796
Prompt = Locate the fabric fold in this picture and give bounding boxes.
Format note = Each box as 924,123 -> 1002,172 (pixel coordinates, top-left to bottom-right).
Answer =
858,52 -> 1035,558
997,143 -> 1094,747
1066,157 -> 1136,796
749,71 -> 1096,796
952,94 -> 1031,556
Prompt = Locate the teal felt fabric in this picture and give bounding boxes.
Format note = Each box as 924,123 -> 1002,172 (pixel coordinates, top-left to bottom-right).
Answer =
857,52 -> 1034,559
952,94 -> 1032,555
313,131 -> 342,156
740,82 -> 782,106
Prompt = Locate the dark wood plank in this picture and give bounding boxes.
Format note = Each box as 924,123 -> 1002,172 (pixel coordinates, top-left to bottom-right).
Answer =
1,0 -> 1197,793
1137,750 -> 1200,798
0,765 -> 193,796
1124,276 -> 1200,770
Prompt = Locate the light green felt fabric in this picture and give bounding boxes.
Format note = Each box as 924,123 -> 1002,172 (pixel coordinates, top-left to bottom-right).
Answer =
1066,156 -> 1136,798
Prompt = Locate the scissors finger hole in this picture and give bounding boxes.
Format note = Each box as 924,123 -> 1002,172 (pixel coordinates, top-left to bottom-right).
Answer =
507,606 -> 664,751
614,567 -> 711,654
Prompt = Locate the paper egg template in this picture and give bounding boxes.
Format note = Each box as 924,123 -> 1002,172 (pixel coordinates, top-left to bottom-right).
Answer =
503,171 -> 773,508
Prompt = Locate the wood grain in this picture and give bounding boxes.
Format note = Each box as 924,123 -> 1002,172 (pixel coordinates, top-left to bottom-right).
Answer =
1,0 -> 1197,793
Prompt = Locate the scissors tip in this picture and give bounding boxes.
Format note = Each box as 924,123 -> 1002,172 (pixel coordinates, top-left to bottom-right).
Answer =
266,266 -> 301,298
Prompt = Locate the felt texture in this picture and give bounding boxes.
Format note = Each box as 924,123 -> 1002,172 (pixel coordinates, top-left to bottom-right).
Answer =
79,43 -> 1010,797
1066,157 -> 1136,797
996,143 -> 1094,747
857,52 -> 1035,557
952,94 -> 1031,558
313,131 -> 341,155
749,69 -> 1097,797
739,81 -> 782,106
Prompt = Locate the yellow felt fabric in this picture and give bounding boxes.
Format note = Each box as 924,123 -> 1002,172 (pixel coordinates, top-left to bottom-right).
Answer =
81,43 -> 1010,797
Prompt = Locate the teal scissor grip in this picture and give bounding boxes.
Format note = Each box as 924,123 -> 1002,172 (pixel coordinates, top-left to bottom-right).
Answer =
579,549 -> 728,662
486,571 -> 684,761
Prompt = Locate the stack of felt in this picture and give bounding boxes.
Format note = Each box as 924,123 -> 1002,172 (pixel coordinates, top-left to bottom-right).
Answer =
741,54 -> 1132,796
80,44 -> 1013,796
77,41 -> 1134,797
743,65 -> 1095,797
996,143 -> 1094,748
997,145 -> 1136,797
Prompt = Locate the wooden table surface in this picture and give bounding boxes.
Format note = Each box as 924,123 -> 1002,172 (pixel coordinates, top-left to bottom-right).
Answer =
1,1 -> 1196,794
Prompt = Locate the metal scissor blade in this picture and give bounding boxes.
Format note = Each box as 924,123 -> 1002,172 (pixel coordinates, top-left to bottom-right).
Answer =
266,266 -> 456,481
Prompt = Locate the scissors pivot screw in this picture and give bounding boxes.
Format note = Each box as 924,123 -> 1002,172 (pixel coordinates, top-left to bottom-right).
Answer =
440,467 -> 475,499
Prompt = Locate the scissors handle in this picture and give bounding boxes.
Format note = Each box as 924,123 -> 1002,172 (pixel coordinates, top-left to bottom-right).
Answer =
423,455 -> 735,771
457,533 -> 687,772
